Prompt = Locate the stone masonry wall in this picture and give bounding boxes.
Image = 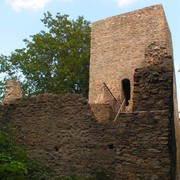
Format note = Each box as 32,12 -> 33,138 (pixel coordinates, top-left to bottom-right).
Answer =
89,111 -> 175,180
89,5 -> 172,104
0,94 -> 95,178
0,93 -> 176,179
0,5 -> 177,179
133,57 -> 173,111
132,43 -> 179,179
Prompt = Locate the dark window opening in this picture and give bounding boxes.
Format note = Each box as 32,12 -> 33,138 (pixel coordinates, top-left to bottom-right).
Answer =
122,79 -> 131,106
108,144 -> 115,149
54,145 -> 60,152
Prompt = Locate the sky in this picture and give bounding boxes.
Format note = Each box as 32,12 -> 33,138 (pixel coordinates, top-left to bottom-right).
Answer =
0,0 -> 180,110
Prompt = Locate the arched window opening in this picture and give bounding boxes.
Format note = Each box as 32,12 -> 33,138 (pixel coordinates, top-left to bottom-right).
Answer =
122,79 -> 131,106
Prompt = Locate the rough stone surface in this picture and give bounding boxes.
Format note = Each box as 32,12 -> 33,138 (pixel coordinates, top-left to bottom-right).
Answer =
132,41 -> 180,178
0,4 -> 179,180
133,45 -> 173,112
0,93 -> 176,179
90,104 -> 114,121
1,94 -> 94,178
88,5 -> 180,178
89,4 -> 172,108
3,80 -> 22,104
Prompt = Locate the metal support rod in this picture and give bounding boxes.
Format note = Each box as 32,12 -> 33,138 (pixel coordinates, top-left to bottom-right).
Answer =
103,82 -> 116,100
114,99 -> 125,122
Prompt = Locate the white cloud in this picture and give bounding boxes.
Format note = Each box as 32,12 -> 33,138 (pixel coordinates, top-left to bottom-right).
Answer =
114,0 -> 137,7
5,0 -> 52,11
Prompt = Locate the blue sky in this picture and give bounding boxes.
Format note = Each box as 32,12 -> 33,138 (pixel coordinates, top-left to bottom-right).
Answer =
0,0 -> 180,110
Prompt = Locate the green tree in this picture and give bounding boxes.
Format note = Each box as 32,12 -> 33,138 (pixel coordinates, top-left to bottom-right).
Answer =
0,12 -> 91,98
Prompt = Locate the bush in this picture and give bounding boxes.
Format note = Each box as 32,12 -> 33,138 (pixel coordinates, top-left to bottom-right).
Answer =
0,126 -> 50,179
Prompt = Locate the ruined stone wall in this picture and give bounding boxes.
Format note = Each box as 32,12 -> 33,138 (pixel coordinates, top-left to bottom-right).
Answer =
133,43 -> 180,179
0,94 -> 95,178
0,93 -> 176,179
132,62 -> 177,178
89,111 -> 175,180
3,80 -> 22,104
133,54 -> 173,111
89,5 -> 172,105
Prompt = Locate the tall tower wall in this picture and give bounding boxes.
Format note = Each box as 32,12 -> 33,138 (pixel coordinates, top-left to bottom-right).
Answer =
89,5 -> 172,107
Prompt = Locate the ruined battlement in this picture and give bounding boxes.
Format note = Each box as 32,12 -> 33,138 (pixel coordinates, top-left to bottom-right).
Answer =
3,80 -> 22,104
0,92 -> 176,179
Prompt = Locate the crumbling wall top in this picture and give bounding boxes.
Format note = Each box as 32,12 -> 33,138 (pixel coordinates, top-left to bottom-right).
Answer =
3,80 -> 22,104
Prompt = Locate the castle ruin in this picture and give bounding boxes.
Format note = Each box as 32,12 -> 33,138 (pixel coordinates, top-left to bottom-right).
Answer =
0,4 -> 179,180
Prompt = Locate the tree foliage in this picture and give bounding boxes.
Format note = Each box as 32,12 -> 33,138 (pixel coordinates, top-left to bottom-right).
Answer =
0,12 -> 91,98
0,129 -> 27,179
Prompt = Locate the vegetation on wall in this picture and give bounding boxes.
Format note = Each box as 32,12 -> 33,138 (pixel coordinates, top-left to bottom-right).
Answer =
0,12 -> 91,99
0,124 -> 112,180
0,126 -> 50,179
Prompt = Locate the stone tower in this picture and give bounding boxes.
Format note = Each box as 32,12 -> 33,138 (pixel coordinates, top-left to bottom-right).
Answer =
89,4 -> 172,113
89,4 -> 180,178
